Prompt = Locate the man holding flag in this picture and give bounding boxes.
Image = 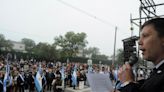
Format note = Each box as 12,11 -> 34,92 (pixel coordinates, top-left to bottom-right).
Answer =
3,54 -> 12,92
71,64 -> 77,89
34,64 -> 42,92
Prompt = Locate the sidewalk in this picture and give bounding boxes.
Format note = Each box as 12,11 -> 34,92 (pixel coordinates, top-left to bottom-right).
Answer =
65,86 -> 91,92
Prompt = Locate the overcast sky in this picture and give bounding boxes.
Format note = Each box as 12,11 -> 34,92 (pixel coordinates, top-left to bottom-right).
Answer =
0,0 -> 163,56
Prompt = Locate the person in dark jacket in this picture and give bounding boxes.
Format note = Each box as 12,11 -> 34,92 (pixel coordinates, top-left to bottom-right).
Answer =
28,71 -> 35,92
24,72 -> 29,92
46,69 -> 55,91
118,18 -> 164,92
0,71 -> 3,92
42,70 -> 47,92
53,70 -> 62,92
17,71 -> 25,92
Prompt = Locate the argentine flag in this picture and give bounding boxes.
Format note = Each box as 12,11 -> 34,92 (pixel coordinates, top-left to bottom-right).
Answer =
34,65 -> 42,92
3,64 -> 10,92
71,65 -> 77,86
88,65 -> 93,73
60,66 -> 65,80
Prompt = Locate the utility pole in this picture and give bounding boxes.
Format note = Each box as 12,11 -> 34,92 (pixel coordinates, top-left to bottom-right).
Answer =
130,14 -> 134,37
112,26 -> 117,65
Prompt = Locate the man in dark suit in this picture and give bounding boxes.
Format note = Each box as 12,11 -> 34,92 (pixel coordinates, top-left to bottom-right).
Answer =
0,57 -> 4,92
118,18 -> 164,92
17,71 -> 25,92
28,71 -> 35,92
0,71 -> 3,92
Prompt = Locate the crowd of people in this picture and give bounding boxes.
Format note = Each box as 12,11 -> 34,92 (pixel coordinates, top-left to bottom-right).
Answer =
0,55 -> 117,92
1,18 -> 163,92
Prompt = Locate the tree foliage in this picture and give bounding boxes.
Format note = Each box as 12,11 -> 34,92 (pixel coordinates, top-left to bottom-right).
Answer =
115,48 -> 124,65
92,54 -> 109,61
21,38 -> 36,52
54,31 -> 88,58
83,47 -> 100,56
0,34 -> 6,48
84,47 -> 109,61
0,34 -> 13,51
1,33 -> 111,63
33,42 -> 59,60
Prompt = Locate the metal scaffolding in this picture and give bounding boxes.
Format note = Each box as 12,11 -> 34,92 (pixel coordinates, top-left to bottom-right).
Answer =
131,0 -> 164,31
130,0 -> 164,56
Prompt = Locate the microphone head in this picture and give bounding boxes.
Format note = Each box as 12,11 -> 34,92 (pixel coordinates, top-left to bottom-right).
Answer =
129,55 -> 138,66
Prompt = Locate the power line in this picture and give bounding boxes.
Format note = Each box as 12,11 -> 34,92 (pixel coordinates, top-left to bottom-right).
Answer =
56,0 -> 116,28
56,0 -> 119,58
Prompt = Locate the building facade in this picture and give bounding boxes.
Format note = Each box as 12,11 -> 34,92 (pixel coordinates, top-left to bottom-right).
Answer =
11,41 -> 26,52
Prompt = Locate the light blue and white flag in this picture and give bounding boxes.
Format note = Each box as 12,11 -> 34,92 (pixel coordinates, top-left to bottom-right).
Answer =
60,66 -> 65,80
88,65 -> 93,73
3,63 -> 10,92
71,65 -> 77,86
34,64 -> 42,92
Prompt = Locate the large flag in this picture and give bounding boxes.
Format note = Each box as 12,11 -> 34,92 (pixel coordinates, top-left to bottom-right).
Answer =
3,62 -> 10,92
60,66 -> 65,80
34,64 -> 42,92
88,65 -> 93,73
71,65 -> 77,86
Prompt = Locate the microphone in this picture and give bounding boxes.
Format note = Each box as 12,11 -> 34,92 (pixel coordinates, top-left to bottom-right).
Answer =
114,55 -> 138,92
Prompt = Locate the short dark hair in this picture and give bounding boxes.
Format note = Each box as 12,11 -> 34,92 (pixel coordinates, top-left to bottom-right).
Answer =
141,18 -> 164,37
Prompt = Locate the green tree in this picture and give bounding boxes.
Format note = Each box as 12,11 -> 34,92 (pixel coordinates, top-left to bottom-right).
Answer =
83,47 -> 109,61
4,40 -> 13,51
54,31 -> 88,58
33,42 -> 59,60
0,34 -> 6,48
21,38 -> 36,52
83,47 -> 100,56
115,48 -> 124,65
110,48 -> 124,66
0,34 -> 13,51
92,54 -> 109,61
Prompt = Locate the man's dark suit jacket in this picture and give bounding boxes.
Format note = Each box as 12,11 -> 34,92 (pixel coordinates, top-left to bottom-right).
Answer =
17,75 -> 24,86
120,63 -> 164,92
0,79 -> 3,92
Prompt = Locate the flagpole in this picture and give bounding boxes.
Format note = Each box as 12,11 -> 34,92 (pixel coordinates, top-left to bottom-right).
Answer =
112,27 -> 117,65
